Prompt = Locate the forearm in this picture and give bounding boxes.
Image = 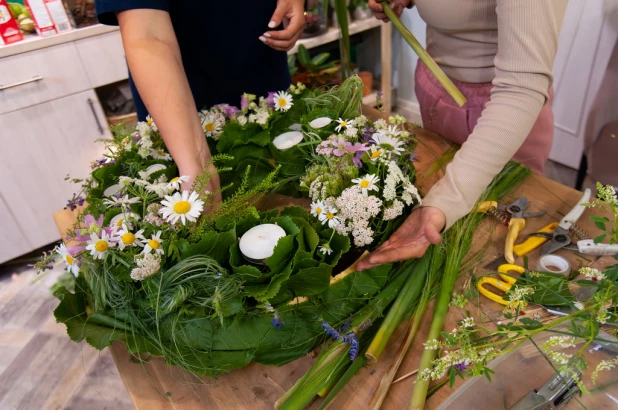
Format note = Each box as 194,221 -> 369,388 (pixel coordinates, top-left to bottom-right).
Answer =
118,21 -> 209,177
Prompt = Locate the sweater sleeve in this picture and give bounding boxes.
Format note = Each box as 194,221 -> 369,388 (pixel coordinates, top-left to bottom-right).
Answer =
422,0 -> 566,229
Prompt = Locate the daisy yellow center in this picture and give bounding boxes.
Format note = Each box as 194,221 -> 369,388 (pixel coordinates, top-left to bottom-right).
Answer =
147,118 -> 153,126
326,212 -> 334,220
95,240 -> 108,252
371,150 -> 383,159
158,150 -> 165,156
173,200 -> 191,214
148,239 -> 160,249
315,207 -> 322,215
116,218 -> 124,227
359,180 -> 370,189
341,121 -> 347,127
278,97 -> 287,107
205,123 -> 215,132
121,232 -> 135,244
65,255 -> 74,265
171,177 -> 179,183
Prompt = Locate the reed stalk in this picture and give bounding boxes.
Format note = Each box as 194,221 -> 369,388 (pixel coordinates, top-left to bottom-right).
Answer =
382,3 -> 467,107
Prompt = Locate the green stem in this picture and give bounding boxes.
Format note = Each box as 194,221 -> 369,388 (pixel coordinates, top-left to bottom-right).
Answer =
382,3 -> 466,107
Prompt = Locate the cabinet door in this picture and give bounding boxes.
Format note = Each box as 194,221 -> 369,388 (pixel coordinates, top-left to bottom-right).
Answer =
0,90 -> 109,251
74,31 -> 129,88
0,193 -> 30,264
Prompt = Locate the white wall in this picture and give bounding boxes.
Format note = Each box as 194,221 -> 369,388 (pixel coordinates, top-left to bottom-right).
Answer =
392,9 -> 426,123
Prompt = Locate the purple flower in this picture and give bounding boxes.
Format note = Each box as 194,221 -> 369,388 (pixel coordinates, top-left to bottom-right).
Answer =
332,137 -> 351,157
353,151 -> 364,167
240,95 -> 249,110
271,316 -> 283,329
71,214 -> 108,242
131,132 -> 141,143
342,332 -> 359,360
454,362 -> 469,372
267,92 -> 277,109
322,320 -> 341,340
65,193 -> 85,211
225,105 -> 239,118
409,151 -> 418,162
347,142 -> 369,154
361,126 -> 375,143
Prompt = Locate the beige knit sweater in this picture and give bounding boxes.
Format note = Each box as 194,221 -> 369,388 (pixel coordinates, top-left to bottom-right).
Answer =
414,0 -> 568,229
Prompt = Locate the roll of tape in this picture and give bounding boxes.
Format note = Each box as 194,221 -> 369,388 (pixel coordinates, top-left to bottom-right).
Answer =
539,254 -> 571,275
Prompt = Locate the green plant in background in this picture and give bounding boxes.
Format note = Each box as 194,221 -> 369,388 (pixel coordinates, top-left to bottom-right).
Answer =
334,0 -> 352,79
584,182 -> 618,244
288,45 -> 339,88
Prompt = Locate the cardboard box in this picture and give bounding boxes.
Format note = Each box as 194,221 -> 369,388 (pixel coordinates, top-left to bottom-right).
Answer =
44,0 -> 72,33
0,0 -> 24,45
24,0 -> 72,38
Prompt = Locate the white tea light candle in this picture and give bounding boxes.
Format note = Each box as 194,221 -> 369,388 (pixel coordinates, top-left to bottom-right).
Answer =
239,224 -> 287,261
272,131 -> 304,150
309,117 -> 332,129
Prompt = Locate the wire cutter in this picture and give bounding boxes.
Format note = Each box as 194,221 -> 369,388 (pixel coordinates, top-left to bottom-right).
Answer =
479,197 -> 546,264
537,188 -> 618,256
477,264 -> 527,307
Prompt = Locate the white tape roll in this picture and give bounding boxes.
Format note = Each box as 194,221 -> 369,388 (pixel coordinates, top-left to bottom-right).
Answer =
539,254 -> 571,275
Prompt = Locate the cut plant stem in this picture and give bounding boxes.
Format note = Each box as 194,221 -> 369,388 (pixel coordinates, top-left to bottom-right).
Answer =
382,3 -> 467,107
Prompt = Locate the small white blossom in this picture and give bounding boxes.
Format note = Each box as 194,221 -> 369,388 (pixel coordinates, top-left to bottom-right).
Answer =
373,118 -> 388,130
130,253 -> 161,281
592,357 -> 618,384
237,115 -> 248,126
579,267 -> 606,281
319,244 -> 333,255
461,317 -> 475,328
344,127 -> 358,138
424,339 -> 440,350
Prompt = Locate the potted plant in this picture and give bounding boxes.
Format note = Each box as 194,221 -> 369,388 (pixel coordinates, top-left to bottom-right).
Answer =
302,0 -> 328,38
351,0 -> 372,20
289,44 -> 340,88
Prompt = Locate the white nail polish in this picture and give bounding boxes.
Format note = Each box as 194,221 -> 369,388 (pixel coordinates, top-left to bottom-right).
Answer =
268,20 -> 277,28
263,33 -> 271,38
259,36 -> 267,43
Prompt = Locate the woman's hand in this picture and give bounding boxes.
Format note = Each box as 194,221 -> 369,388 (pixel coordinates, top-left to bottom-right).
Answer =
180,162 -> 223,213
356,206 -> 445,271
260,0 -> 305,51
369,0 -> 413,22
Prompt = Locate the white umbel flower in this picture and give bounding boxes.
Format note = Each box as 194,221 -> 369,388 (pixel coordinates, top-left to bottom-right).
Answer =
56,244 -> 79,277
273,91 -> 293,111
115,224 -> 145,250
352,174 -> 380,196
86,231 -> 115,260
130,253 -> 161,281
159,191 -> 204,225
318,206 -> 341,228
167,176 -> 190,191
142,231 -> 164,255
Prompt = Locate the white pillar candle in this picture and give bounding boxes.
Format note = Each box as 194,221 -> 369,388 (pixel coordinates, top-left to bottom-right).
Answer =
239,224 -> 287,261
272,131 -> 304,150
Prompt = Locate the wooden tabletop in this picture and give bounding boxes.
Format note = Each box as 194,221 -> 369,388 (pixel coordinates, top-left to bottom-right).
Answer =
57,107 -> 617,409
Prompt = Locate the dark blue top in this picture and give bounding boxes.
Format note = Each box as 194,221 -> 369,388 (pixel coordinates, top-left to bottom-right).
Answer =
96,0 -> 291,120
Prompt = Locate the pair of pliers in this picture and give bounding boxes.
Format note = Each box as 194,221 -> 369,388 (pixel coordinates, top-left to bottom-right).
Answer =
477,264 -> 527,307
479,197 -> 546,264
538,188 -> 618,256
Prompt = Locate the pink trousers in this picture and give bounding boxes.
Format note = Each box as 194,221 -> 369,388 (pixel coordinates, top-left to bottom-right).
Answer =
414,61 -> 554,174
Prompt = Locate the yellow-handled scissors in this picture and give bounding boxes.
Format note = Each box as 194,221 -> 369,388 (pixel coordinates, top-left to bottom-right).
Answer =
477,264 -> 527,307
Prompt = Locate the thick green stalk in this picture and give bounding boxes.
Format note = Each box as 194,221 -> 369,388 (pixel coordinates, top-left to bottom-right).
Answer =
319,355 -> 368,410
366,258 -> 427,362
334,0 -> 352,79
382,3 -> 467,107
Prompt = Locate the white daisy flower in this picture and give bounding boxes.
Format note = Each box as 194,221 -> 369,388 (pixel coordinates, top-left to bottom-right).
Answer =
115,224 -> 145,251
86,231 -> 115,260
103,195 -> 141,208
146,115 -> 158,131
167,176 -> 190,191
368,145 -> 385,162
384,124 -> 402,137
319,244 -> 333,255
352,174 -> 380,196
202,113 -> 223,138
318,206 -> 341,228
110,212 -> 141,229
273,91 -> 294,112
310,200 -> 326,217
335,118 -> 353,133
142,231 -> 164,255
372,133 -> 405,157
159,190 -> 204,225
56,244 -> 79,277
150,148 -> 172,161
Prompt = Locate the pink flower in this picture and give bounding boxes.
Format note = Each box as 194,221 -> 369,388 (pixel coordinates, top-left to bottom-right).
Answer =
267,92 -> 277,109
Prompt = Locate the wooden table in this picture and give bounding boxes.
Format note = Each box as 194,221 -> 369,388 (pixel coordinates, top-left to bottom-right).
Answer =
54,107 -> 617,409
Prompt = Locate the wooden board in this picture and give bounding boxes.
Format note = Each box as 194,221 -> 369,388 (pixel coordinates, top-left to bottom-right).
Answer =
53,106 -> 617,409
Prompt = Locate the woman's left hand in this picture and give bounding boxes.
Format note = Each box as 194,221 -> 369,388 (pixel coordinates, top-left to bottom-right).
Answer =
356,206 -> 446,271
260,0 -> 305,52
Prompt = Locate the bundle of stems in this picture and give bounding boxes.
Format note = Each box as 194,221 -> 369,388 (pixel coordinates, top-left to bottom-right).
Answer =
409,162 -> 530,410
382,3 -> 467,107
276,260 -> 417,409
368,246 -> 445,409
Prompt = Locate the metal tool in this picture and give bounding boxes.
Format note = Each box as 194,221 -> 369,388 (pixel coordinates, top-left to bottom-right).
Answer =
509,360 -> 582,410
537,189 -> 618,256
479,198 -> 546,264
484,222 -> 559,270
477,264 -> 527,307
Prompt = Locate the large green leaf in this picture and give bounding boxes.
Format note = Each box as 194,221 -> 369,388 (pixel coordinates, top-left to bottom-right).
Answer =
284,264 -> 332,296
177,228 -> 236,265
217,123 -> 271,153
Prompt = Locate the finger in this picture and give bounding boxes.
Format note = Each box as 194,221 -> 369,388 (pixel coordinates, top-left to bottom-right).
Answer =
426,227 -> 443,245
373,12 -> 387,20
368,0 -> 383,13
259,36 -> 293,52
268,4 -> 286,29
266,13 -> 304,41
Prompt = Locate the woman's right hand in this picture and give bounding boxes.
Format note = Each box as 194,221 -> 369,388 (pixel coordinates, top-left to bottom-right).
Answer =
368,0 -> 413,22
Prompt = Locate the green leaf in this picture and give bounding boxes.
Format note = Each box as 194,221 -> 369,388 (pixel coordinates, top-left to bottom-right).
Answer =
311,52 -> 330,66
265,235 -> 296,271
594,221 -> 607,232
297,44 -> 311,65
594,234 -> 607,244
590,216 -> 610,223
284,264 -> 333,296
217,123 -> 271,153
178,228 -> 236,265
